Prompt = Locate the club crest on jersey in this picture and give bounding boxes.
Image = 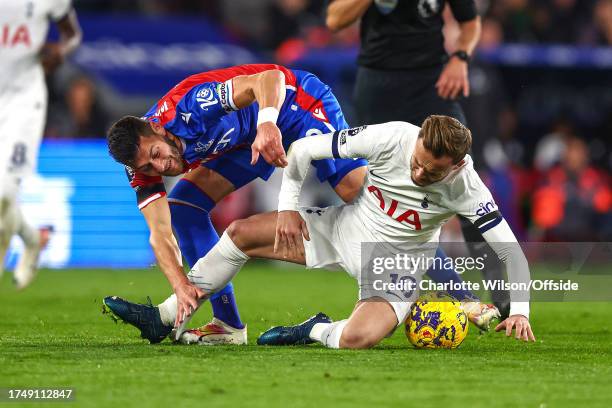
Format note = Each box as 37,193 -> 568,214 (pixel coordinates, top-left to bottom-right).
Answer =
476,200 -> 497,217
196,87 -> 218,110
421,195 -> 430,209
368,185 -> 422,230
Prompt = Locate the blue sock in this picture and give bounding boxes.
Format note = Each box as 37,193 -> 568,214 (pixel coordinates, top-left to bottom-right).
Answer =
426,247 -> 477,301
168,179 -> 245,329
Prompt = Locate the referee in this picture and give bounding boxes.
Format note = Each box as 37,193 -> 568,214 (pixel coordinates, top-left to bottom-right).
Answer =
326,0 -> 511,317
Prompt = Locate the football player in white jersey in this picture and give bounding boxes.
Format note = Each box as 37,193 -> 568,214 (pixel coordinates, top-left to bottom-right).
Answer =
158,115 -> 534,348
0,0 -> 81,288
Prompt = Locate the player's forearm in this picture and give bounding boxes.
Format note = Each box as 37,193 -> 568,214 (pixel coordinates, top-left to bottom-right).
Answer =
149,232 -> 189,290
482,219 -> 531,318
326,0 -> 373,32
278,136 -> 334,211
57,10 -> 82,57
454,16 -> 481,55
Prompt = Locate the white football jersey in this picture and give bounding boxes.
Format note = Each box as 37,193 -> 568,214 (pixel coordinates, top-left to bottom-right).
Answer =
280,122 -> 500,243
337,122 -> 498,243
0,0 -> 71,96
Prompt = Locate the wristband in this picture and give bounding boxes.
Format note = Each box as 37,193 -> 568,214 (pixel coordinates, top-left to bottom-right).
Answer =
257,107 -> 279,126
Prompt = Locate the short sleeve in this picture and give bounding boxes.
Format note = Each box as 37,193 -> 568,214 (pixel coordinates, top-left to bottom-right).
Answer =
447,0 -> 477,23
333,122 -> 419,164
125,166 -> 167,210
48,0 -> 72,21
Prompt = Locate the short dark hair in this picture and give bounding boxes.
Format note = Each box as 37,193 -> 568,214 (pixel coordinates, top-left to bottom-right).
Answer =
106,116 -> 153,166
418,115 -> 472,164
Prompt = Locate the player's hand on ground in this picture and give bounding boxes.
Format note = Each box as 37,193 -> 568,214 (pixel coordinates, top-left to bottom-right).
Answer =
274,210 -> 310,260
40,42 -> 64,74
251,122 -> 288,167
495,315 -> 536,342
173,281 -> 205,328
435,57 -> 469,100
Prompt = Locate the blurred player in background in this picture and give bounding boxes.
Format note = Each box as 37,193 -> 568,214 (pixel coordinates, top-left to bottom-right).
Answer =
0,0 -> 81,288
327,0 -> 511,317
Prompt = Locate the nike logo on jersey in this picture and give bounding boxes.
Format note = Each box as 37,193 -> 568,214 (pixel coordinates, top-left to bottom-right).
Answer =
369,169 -> 388,181
180,112 -> 192,124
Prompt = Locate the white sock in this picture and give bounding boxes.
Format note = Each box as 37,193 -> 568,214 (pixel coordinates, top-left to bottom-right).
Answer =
187,231 -> 249,293
310,320 -> 348,349
157,231 -> 249,327
158,294 -> 177,326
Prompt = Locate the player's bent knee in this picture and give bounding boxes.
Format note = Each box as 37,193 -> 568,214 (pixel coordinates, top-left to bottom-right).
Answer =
225,219 -> 249,250
339,326 -> 381,349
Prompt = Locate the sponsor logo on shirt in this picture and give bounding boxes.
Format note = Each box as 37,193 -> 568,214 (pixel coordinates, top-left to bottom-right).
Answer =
476,200 -> 497,217
0,24 -> 31,47
194,139 -> 215,153
155,101 -> 169,117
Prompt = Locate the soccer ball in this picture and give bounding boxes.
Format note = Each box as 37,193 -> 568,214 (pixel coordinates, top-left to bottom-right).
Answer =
405,291 -> 469,349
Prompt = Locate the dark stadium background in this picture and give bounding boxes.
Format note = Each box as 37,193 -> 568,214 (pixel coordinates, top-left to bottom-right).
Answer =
9,0 -> 611,269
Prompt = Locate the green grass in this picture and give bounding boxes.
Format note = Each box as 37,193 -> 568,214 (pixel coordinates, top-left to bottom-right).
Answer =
1,264 -> 611,407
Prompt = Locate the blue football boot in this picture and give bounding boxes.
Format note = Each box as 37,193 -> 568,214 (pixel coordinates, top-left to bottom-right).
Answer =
257,312 -> 332,345
102,296 -> 172,344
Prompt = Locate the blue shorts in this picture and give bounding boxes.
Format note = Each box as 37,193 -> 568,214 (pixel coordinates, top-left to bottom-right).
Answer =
202,71 -> 367,190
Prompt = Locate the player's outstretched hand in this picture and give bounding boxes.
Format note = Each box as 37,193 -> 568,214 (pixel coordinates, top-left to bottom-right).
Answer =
495,315 -> 536,342
173,281 -> 205,328
251,122 -> 288,167
435,57 -> 469,100
275,210 -> 310,260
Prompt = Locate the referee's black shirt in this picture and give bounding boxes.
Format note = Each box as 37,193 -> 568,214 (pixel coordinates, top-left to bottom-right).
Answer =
358,0 -> 477,70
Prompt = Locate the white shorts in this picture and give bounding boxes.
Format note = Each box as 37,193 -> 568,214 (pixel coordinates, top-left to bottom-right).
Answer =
299,205 -> 413,325
0,86 -> 47,196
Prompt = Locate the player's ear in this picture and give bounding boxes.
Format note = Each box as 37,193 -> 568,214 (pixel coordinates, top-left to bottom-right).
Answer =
149,121 -> 165,136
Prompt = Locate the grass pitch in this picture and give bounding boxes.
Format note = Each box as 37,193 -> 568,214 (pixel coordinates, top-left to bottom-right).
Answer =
1,265 -> 611,408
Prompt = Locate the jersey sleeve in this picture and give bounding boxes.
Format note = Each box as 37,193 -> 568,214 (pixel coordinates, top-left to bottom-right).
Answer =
278,122 -> 416,211
179,80 -> 239,127
125,166 -> 167,210
447,0 -> 478,23
48,0 -> 72,21
332,122 -> 418,163
453,167 -> 531,318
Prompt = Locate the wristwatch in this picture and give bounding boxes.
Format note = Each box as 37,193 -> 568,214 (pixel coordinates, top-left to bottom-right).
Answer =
451,50 -> 471,63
